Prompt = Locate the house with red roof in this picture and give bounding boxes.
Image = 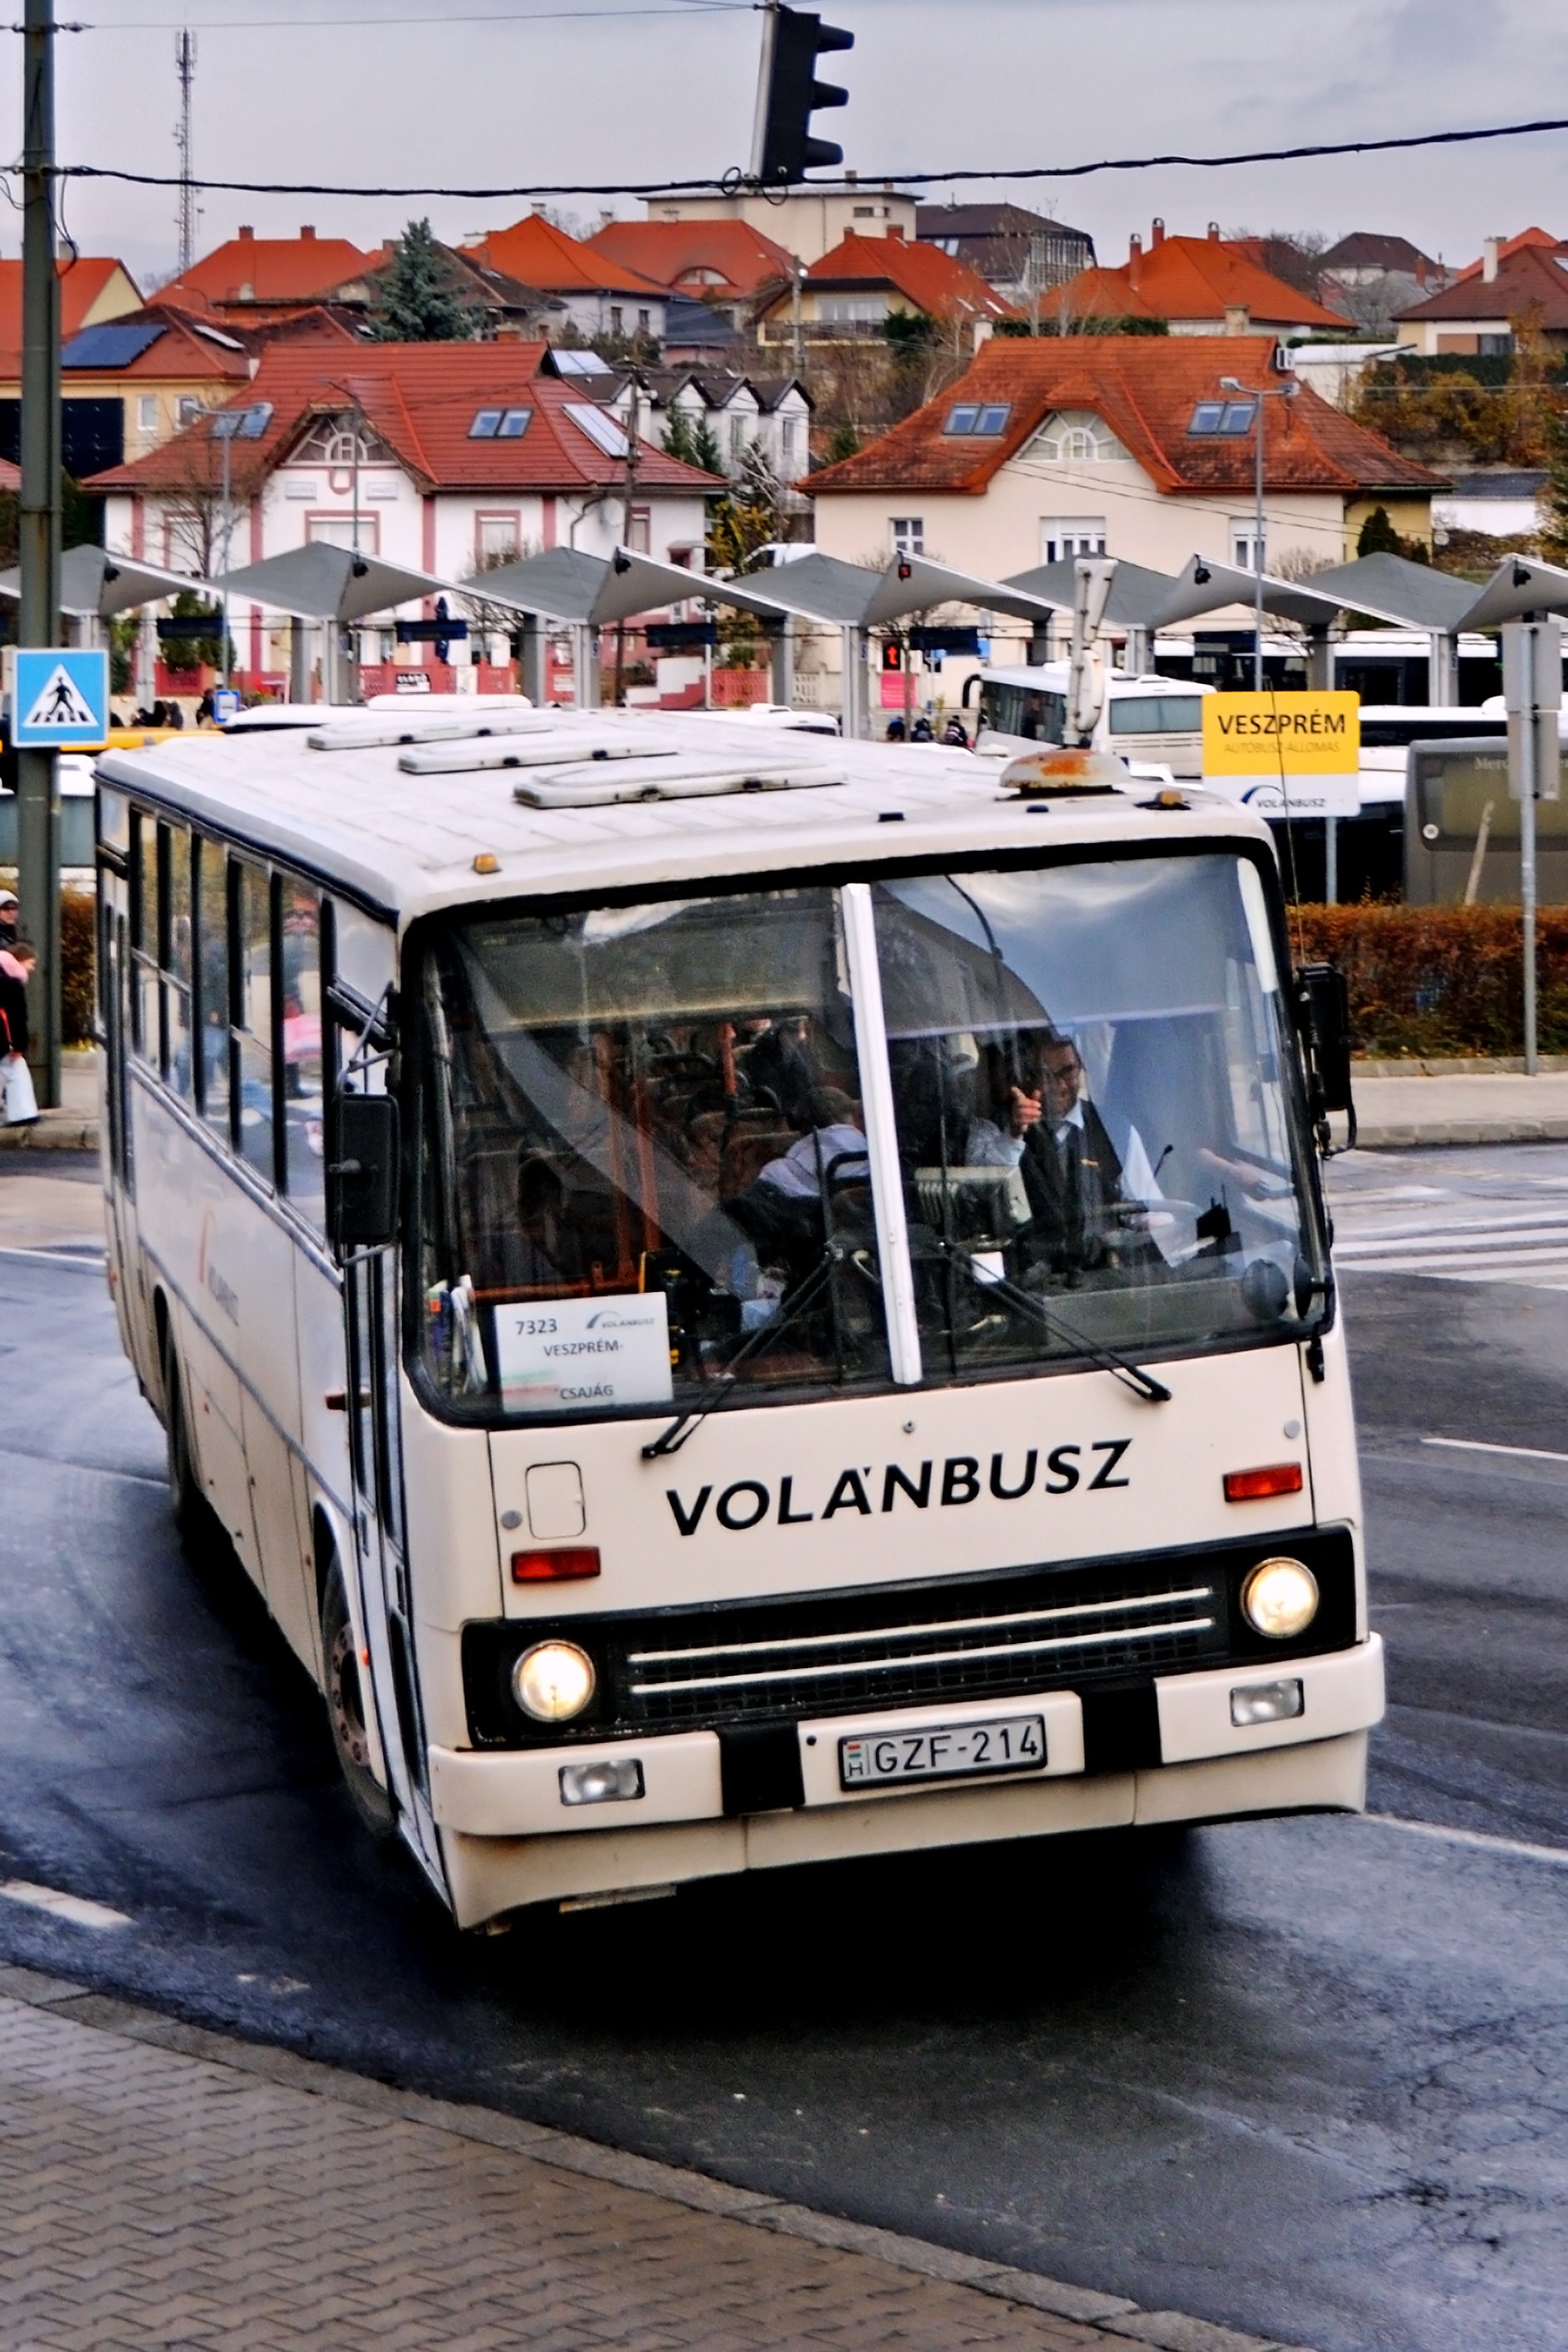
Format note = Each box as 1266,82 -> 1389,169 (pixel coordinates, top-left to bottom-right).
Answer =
158,225 -> 376,322
0,254 -> 142,354
0,301 -> 360,478
1395,231 -> 1568,355
463,215 -> 666,344
754,230 -> 1016,349
583,219 -> 794,319
1043,222 -> 1344,339
805,334 -> 1440,589
90,343 -> 722,690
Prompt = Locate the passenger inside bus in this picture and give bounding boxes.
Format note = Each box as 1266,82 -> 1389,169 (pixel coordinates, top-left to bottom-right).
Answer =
420,859 -> 1316,1413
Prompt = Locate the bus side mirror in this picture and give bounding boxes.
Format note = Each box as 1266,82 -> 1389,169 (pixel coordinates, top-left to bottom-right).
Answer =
330,1094 -> 399,1249
1294,962 -> 1357,1147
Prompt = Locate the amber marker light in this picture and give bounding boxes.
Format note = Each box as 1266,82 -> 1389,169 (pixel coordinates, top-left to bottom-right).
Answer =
1223,1463 -> 1304,1503
512,1547 -> 601,1584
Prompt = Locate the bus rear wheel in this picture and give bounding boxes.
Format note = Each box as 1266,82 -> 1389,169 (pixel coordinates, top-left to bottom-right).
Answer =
321,1558 -> 396,1840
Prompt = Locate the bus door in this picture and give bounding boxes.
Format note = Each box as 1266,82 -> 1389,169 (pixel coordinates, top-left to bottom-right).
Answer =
341,1160 -> 441,1872
97,828 -> 140,1353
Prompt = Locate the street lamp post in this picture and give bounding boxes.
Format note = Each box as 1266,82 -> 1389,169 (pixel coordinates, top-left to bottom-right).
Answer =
1220,373 -> 1298,692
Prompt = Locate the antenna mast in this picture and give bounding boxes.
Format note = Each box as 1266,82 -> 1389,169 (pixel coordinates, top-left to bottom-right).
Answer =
174,29 -> 196,274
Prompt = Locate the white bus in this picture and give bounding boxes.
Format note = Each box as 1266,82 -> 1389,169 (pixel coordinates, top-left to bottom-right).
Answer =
966,666 -> 1213,779
95,711 -> 1383,1928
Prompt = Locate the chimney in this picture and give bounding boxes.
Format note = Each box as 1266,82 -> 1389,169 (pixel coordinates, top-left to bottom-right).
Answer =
238,225 -> 254,241
300,225 -> 316,240
1483,235 -> 1500,283
1151,218 -> 1165,247
1208,221 -> 1221,241
383,238 -> 396,255
1225,304 -> 1251,335
887,222 -> 904,240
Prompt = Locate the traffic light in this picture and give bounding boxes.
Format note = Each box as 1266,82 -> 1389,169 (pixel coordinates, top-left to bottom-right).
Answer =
751,5 -> 854,187
881,640 -> 903,672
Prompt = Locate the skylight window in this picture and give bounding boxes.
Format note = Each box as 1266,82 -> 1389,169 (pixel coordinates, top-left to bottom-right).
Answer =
564,401 -> 631,458
943,401 -> 1012,436
496,407 -> 532,438
470,408 -> 503,438
1189,398 -> 1257,436
210,401 -> 272,441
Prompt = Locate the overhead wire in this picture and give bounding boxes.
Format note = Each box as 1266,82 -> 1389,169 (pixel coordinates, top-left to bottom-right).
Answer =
42,111 -> 1568,202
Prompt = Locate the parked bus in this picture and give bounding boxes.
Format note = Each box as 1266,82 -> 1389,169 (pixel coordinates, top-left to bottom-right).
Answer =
95,711 -> 1382,1928
967,665 -> 1212,778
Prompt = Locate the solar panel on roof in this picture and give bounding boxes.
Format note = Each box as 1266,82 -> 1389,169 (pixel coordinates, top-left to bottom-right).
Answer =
61,322 -> 166,371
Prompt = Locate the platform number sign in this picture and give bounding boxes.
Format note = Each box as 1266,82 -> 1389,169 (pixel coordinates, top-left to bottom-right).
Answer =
8,648 -> 110,750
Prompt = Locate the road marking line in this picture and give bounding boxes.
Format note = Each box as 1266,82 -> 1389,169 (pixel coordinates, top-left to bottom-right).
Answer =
0,1246 -> 106,1271
1364,1815 -> 1568,1868
1422,1435 -> 1568,1465
0,1878 -> 132,1929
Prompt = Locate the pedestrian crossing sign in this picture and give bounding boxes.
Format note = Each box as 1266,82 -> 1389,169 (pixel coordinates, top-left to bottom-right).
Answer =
8,647 -> 109,750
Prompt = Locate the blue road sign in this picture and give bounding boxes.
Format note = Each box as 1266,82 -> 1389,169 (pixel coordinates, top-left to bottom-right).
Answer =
211,686 -> 241,725
11,648 -> 109,750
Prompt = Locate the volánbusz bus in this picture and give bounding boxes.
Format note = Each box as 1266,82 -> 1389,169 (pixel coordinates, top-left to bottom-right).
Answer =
95,711 -> 1383,1928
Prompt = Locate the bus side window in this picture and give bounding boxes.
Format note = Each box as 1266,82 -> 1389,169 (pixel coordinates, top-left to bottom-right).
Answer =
281,881 -> 325,1229
195,837 -> 231,1144
164,824 -> 193,1103
131,811 -> 159,1067
234,860 -> 273,1184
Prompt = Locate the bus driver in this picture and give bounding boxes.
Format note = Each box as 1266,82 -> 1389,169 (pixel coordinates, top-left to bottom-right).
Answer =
966,1031 -> 1137,1277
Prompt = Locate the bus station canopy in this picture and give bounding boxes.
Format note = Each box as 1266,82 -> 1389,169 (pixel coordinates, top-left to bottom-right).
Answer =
857,556 -> 1058,631
1455,554 -> 1568,631
1304,552 -> 1477,633
1152,554 -> 1348,633
1004,557 -> 1179,630
0,544 -> 209,620
214,542 -> 450,624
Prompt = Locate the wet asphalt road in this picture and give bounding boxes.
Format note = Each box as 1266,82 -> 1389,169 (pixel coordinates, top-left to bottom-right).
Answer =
1,1154 -> 1567,2352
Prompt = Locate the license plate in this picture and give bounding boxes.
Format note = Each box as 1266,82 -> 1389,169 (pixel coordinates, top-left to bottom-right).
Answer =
839,1713 -> 1046,1789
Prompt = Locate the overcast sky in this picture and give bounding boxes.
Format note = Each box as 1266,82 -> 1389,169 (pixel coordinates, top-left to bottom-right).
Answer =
6,0 -> 1568,288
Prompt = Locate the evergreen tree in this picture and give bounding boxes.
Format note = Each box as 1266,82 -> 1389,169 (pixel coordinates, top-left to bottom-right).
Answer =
662,405 -> 724,476
1356,504 -> 1402,559
1543,405 -> 1568,564
826,419 -> 861,465
370,220 -> 480,342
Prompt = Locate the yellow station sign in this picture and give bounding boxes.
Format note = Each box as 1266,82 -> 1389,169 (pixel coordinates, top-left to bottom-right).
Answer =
1201,690 -> 1360,778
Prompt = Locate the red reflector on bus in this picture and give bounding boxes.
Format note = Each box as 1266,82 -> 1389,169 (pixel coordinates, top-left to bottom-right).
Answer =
1223,1463 -> 1304,1503
512,1547 -> 601,1584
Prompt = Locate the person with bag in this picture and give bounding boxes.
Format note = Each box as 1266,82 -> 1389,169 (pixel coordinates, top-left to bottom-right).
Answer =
0,940 -> 37,1126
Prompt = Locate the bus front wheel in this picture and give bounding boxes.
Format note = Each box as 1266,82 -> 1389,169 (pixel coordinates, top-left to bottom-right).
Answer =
321,1559 -> 396,1840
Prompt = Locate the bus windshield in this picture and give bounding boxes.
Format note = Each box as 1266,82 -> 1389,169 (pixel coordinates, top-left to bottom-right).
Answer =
412,851 -> 1325,1422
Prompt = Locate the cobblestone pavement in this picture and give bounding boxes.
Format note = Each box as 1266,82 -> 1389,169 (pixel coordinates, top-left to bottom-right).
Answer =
0,1967 -> 1309,2352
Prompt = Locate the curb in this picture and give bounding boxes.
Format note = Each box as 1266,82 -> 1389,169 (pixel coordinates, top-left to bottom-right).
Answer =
1356,1116 -> 1568,1148
0,1112 -> 97,1152
0,1956 -> 1319,2352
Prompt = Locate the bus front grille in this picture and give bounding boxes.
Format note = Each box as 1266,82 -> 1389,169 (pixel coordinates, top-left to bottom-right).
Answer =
460,1528 -> 1357,1750
621,1578 -> 1220,1726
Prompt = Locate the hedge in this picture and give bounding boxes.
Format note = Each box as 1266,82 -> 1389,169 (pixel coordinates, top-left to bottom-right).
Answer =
1292,904 -> 1568,1058
62,891 -> 95,1044
45,890 -> 1568,1062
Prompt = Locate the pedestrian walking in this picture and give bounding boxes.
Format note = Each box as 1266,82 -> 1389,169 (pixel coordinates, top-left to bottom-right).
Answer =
0,888 -> 19,951
0,938 -> 36,1125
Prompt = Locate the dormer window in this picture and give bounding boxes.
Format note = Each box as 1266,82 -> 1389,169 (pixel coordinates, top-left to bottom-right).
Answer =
1033,410 -> 1126,462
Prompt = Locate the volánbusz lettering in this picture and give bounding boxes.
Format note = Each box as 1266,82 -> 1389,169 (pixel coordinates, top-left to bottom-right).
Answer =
664,1443 -> 1132,1535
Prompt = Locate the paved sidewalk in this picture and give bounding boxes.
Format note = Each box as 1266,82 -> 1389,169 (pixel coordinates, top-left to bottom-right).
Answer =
1350,1069 -> 1568,1148
0,1963 -> 1312,2352
0,1051 -> 98,1154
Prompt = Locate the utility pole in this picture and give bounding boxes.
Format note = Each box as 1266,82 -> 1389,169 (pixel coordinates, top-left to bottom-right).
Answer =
1221,372 -> 1298,692
19,0 -> 62,1109
1504,613 -> 1562,1076
174,31 -> 197,277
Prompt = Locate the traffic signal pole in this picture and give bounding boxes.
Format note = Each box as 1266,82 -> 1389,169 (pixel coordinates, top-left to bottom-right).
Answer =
19,0 -> 62,1109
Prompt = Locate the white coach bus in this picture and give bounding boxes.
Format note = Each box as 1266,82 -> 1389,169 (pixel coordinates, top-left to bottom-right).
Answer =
95,711 -> 1383,1928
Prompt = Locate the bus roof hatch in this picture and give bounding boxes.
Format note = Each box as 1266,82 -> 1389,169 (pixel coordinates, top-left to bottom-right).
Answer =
509,755 -> 846,808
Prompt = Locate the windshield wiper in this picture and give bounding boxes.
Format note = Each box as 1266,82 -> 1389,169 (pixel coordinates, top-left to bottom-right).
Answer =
926,1235 -> 1170,1404
641,1239 -> 880,1459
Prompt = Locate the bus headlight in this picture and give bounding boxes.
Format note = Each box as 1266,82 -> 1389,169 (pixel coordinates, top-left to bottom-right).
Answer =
512,1640 -> 596,1723
1240,1558 -> 1320,1640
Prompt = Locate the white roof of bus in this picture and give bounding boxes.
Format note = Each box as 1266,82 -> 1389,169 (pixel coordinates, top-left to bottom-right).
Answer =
979,668 -> 1215,697
96,708 -> 1270,929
